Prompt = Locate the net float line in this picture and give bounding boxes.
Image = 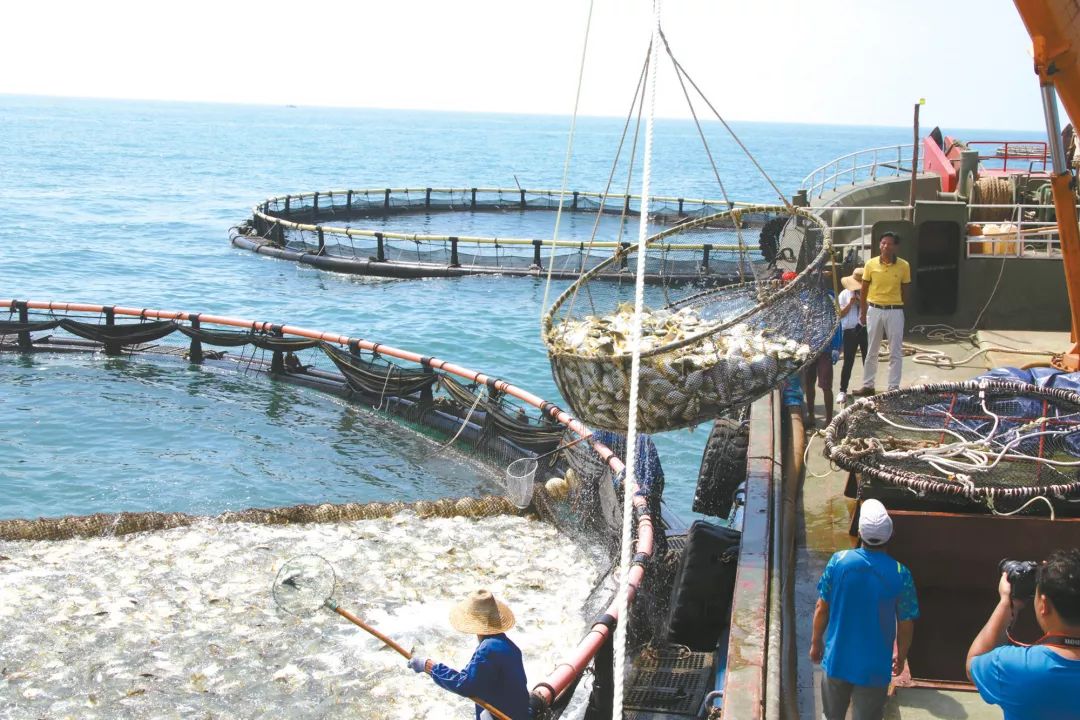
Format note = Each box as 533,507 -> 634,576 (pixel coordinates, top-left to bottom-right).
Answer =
0,496 -> 524,542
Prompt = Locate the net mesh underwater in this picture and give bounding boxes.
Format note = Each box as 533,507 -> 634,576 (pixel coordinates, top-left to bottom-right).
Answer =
0,302 -> 677,716
823,380 -> 1080,513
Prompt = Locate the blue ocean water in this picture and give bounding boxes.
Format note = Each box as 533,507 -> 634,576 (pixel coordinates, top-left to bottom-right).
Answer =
0,95 -> 1048,520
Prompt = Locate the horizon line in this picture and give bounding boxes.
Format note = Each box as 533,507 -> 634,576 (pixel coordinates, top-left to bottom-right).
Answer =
0,91 -> 1051,135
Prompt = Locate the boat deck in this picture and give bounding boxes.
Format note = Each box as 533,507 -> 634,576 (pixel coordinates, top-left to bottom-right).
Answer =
796,327 -> 1071,719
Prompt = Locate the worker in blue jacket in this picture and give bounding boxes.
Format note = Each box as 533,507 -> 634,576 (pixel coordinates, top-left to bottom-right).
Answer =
408,589 -> 530,719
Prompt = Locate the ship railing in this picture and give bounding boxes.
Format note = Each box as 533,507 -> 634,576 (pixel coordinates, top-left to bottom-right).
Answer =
810,200 -> 1077,261
964,202 -> 1076,259
800,145 -> 914,200
966,140 -> 1050,174
807,204 -> 911,257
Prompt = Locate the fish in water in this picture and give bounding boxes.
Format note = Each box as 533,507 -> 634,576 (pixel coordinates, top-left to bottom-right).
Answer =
0,513 -> 603,719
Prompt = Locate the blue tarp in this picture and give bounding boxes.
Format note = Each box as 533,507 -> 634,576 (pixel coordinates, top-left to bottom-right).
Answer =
953,367 -> 1080,456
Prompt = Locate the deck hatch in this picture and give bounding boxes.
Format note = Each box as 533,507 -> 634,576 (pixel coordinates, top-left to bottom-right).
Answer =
624,647 -> 715,715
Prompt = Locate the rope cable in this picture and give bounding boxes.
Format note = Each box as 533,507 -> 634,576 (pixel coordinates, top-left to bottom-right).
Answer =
905,253 -> 1011,363
564,46 -> 651,325
540,0 -> 595,323
838,392 -> 1080,492
658,29 -> 792,209
426,380 -> 486,457
613,3 -> 661,717
661,29 -> 731,211
989,494 -> 1056,520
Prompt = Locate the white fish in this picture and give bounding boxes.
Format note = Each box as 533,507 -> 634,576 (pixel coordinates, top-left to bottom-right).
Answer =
0,515 -> 601,719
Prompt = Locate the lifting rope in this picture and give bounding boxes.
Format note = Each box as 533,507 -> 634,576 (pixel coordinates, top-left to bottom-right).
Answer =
540,0 -> 595,322
613,3 -> 661,717
658,28 -> 793,211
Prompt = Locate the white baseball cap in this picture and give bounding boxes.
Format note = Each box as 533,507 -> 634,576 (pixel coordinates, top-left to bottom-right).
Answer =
858,499 -> 893,546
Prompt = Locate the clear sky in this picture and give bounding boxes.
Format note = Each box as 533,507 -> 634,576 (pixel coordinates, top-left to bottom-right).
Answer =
0,0 -> 1058,130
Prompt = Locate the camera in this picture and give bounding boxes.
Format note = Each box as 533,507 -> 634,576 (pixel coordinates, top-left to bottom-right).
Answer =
999,559 -> 1039,600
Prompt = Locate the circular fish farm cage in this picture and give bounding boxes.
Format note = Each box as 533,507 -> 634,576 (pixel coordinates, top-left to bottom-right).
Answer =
234,186 -> 749,282
543,205 -> 837,433
0,298 -> 667,716
823,380 -> 1080,515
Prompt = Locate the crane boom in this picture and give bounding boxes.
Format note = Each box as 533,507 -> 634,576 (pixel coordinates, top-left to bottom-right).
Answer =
1013,0 -> 1080,367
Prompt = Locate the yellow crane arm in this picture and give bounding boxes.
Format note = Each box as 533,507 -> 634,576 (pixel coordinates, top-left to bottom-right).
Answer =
1013,0 -> 1080,367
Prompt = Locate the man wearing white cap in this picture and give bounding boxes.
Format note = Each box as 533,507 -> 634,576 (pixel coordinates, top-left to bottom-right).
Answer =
408,589 -> 530,719
809,499 -> 919,720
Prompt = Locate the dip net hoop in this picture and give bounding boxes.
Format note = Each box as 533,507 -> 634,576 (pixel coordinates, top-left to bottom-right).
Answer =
542,204 -> 837,433
822,380 -> 1080,510
504,457 -> 537,509
272,554 -> 338,617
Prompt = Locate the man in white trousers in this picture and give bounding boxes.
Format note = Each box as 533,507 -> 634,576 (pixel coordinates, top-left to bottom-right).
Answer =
854,232 -> 910,395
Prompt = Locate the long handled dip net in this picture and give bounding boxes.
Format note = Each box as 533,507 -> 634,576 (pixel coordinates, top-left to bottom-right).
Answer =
822,380 -> 1080,514
542,205 -> 838,433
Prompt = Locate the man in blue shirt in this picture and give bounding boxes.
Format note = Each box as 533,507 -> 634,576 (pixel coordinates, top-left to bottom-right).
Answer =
809,499 -> 919,720
967,548 -> 1080,719
408,589 -> 530,719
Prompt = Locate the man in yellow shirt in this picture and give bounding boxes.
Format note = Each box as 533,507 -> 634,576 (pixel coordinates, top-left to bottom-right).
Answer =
855,232 -> 910,394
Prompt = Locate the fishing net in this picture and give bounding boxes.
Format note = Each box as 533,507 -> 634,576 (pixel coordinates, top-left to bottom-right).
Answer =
3,302 -> 664,714
273,554 -> 338,617
505,457 -> 537,509
823,380 -> 1080,511
543,205 -> 836,433
240,187 -> 745,279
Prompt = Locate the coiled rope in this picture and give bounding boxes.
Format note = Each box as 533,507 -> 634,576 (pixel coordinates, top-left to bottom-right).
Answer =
823,381 -> 1080,509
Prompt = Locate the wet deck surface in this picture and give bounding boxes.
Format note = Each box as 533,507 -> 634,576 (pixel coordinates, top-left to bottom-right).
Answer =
795,328 -> 1069,719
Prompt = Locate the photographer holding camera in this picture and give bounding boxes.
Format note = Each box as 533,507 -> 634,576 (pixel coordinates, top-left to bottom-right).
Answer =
967,548 -> 1080,719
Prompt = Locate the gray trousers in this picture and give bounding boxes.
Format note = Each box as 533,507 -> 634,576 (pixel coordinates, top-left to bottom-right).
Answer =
820,674 -> 888,720
862,306 -> 904,391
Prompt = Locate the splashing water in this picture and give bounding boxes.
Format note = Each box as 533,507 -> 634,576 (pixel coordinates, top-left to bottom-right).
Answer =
0,513 -> 603,719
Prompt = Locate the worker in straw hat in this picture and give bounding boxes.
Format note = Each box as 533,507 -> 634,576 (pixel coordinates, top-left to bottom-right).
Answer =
809,499 -> 920,720
408,589 -> 530,719
835,267 -> 868,406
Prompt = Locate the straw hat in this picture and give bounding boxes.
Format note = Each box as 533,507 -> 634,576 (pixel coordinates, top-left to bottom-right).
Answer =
449,590 -> 516,635
841,267 -> 864,292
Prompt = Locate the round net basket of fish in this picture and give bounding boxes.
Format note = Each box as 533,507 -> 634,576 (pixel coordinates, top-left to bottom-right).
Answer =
542,205 -> 836,433
822,380 -> 1080,512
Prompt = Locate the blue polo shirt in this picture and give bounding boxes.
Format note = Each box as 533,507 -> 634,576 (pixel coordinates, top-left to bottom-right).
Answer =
430,633 -> 530,719
970,644 -> 1080,719
818,547 -> 919,686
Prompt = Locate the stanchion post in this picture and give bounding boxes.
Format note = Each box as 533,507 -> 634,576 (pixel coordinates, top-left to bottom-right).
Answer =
16,301 -> 32,350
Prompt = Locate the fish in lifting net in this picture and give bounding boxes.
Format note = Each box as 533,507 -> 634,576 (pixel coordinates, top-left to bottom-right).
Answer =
549,305 -> 810,368
549,307 -> 811,430
549,303 -> 717,356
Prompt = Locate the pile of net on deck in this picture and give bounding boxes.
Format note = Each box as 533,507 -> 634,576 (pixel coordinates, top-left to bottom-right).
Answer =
542,205 -> 837,432
822,374 -> 1080,512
